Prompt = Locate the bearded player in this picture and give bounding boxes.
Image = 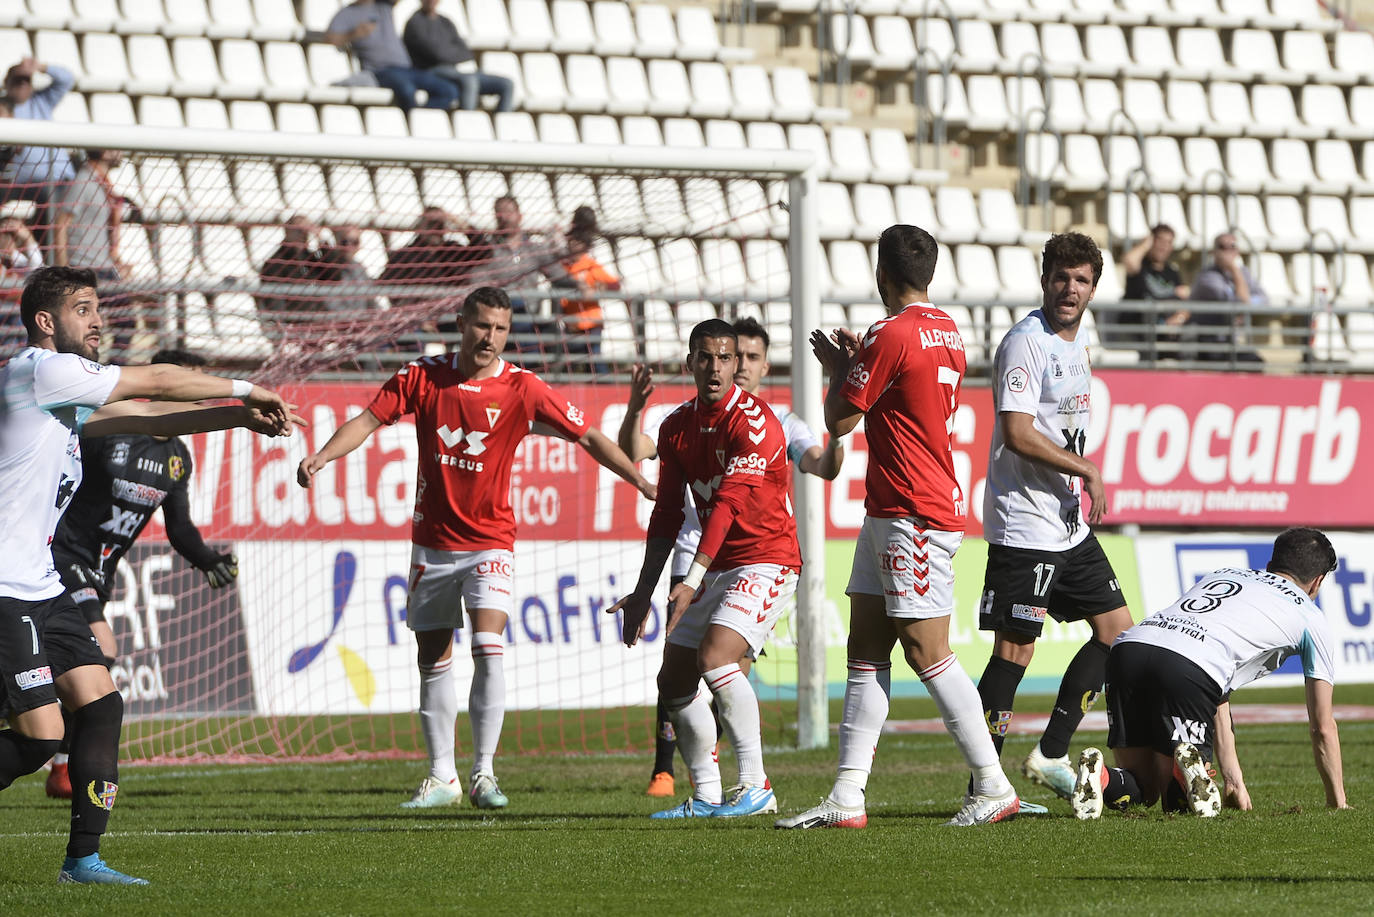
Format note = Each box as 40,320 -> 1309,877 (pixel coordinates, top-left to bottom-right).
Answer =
298,286 -> 654,810
611,318 -> 800,819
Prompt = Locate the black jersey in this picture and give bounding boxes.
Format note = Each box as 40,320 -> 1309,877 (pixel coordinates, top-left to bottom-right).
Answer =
51,434 -> 220,585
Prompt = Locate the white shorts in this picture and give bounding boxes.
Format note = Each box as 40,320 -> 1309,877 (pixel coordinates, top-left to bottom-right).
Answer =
406,545 -> 515,632
846,517 -> 961,619
666,563 -> 798,656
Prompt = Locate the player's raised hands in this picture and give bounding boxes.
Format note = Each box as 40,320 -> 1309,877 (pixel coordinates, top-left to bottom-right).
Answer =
810,328 -> 861,378
607,590 -> 652,648
627,363 -> 654,411
246,403 -> 306,437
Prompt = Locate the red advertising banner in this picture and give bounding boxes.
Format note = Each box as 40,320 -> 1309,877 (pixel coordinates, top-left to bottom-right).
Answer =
144,370 -> 1371,543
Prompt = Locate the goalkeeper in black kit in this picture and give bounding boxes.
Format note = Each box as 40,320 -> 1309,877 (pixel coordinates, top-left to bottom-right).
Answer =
44,349 -> 238,799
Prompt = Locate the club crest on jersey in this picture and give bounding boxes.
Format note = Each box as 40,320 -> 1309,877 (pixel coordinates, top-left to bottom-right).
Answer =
715,449 -> 728,468
485,403 -> 502,428
87,780 -> 119,810
110,441 -> 129,466
168,454 -> 185,481
1049,353 -> 1063,378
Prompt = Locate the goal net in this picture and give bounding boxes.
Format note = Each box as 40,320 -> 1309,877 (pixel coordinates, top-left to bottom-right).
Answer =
2,121 -> 824,762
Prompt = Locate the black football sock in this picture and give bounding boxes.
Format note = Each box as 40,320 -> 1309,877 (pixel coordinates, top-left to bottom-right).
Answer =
57,705 -> 74,757
0,731 -> 62,789
976,655 -> 1026,758
67,692 -> 124,859
1162,777 -> 1189,814
1039,639 -> 1111,759
1103,767 -> 1142,811
652,695 -> 675,776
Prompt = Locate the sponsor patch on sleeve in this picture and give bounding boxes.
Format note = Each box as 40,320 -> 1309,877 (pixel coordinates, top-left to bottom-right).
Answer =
1005,366 -> 1029,393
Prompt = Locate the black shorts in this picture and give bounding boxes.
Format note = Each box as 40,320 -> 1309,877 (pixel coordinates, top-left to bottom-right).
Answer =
0,592 -> 106,716
56,555 -> 111,625
1105,641 -> 1223,761
978,534 -> 1125,638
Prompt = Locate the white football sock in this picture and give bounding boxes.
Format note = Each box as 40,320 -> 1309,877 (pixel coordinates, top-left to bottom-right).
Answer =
666,689 -> 722,804
921,652 -> 1013,797
703,662 -> 765,788
831,659 -> 892,808
469,633 -> 506,779
418,658 -> 459,784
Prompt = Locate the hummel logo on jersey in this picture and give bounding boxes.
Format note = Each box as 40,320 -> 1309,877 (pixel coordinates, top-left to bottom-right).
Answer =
100,505 -> 143,538
436,425 -> 489,455
691,476 -> 722,500
1170,717 -> 1207,745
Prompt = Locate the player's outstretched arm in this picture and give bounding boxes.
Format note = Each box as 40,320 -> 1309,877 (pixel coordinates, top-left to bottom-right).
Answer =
797,437 -> 845,480
1000,411 -> 1108,525
298,409 -> 383,488
607,537 -> 675,647
109,363 -> 291,420
617,363 -> 658,462
1213,701 -> 1251,811
580,427 -> 656,500
83,400 -> 303,439
1305,677 -> 1349,809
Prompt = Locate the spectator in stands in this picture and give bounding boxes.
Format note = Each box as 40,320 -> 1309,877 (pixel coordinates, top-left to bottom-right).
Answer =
319,223 -> 378,312
403,0 -> 514,112
325,1 -> 459,113
555,216 -> 618,373
1119,224 -> 1189,353
380,206 -> 477,312
2,58 -> 77,242
1188,232 -> 1265,364
259,213 -> 325,317
0,214 -> 43,273
51,150 -> 125,281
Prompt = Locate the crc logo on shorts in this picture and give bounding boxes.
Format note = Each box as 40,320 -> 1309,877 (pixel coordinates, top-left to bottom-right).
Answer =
475,558 -> 514,579
846,361 -> 870,389
1005,366 -> 1029,393
15,665 -> 53,690
728,575 -> 766,599
724,452 -> 767,477
1011,603 -> 1047,622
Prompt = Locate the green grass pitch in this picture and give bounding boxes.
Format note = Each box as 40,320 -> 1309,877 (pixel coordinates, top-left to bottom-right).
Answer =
2,684 -> 1370,915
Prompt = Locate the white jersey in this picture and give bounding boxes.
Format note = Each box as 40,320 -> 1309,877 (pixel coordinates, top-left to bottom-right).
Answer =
0,347 -> 120,600
1115,568 -> 1336,695
661,403 -> 818,577
983,309 -> 1092,551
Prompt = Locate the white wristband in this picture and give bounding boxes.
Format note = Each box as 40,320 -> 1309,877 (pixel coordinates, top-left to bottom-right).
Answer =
231,379 -> 253,400
681,560 -> 708,593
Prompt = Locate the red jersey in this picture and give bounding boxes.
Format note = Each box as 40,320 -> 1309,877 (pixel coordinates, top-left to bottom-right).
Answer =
647,385 -> 801,571
839,302 -> 967,530
368,355 -> 589,551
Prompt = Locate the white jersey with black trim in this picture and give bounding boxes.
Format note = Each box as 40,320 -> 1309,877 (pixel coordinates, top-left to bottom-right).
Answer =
1115,568 -> 1336,694
664,403 -> 818,577
0,347 -> 121,600
983,309 -> 1092,551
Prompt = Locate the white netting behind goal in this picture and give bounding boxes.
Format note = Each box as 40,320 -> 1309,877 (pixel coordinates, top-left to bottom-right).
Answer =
1,137 -> 803,761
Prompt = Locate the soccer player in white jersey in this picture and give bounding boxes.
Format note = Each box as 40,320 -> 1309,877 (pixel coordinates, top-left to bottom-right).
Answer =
298,287 -> 654,811
0,266 -> 299,885
777,224 -> 1019,829
1073,527 -> 1348,818
974,232 -> 1134,804
610,319 -> 801,819
618,317 -> 844,798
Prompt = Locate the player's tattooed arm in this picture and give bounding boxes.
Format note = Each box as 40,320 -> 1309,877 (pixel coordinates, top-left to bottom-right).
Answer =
1213,701 -> 1251,811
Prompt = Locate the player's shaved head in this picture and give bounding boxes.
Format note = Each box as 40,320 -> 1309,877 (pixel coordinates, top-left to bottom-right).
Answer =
1267,527 -> 1337,587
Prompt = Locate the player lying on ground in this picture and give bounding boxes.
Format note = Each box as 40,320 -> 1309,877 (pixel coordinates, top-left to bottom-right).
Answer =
45,349 -> 239,800
0,266 -> 300,886
1072,527 -> 1349,819
974,232 -> 1134,804
298,286 -> 653,811
611,318 -> 800,819
618,316 -> 843,798
776,224 -> 1019,830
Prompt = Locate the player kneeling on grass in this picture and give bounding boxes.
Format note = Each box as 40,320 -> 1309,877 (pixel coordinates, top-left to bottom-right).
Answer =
611,319 -> 800,819
0,266 -> 301,886
298,286 -> 654,812
46,348 -> 240,800
1073,527 -> 1349,820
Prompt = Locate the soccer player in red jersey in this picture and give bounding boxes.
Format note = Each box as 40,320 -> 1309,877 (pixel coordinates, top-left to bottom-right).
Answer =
298,286 -> 654,810
611,319 -> 800,819
776,224 -> 1019,829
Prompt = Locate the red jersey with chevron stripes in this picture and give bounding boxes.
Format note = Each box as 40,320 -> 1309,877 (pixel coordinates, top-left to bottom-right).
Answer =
367,356 -> 589,551
647,385 -> 801,571
839,302 -> 967,530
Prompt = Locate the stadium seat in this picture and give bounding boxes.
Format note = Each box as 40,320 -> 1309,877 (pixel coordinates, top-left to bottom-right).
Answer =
478,51 -> 525,108
687,61 -> 734,119
1163,80 -> 1208,136
816,182 -> 858,240
364,106 -> 409,138
640,176 -> 688,236
1106,193 -> 1149,245
996,246 -> 1041,303
662,117 -> 703,149
727,178 -> 784,239
464,169 -> 510,228
465,0 -> 514,50
228,99 -> 273,132
929,242 -> 959,302
632,3 -> 676,59
953,19 -> 1001,73
1178,28 -> 1248,82
262,42 -> 311,101
453,109 -> 495,141
78,32 -> 129,92
604,57 -> 651,116
613,236 -> 664,291
1346,311 -> 1374,369
210,292 -> 273,360
1182,137 -> 1225,190
579,113 -> 621,145
1349,199 -> 1374,254
1207,82 -> 1255,138
1334,30 -> 1374,76
564,54 -> 611,114
409,107 -> 453,139
318,103 -> 362,136
683,176 -> 730,236
742,239 -> 789,299
1288,252 -> 1332,306
494,111 -> 538,144
1332,253 -> 1374,306
1103,135 -> 1142,186
137,95 -> 184,128
823,13 -> 877,71
728,65 -> 776,122
1309,309 -> 1352,364
851,183 -> 896,242
280,161 -> 331,219
590,1 -> 636,57
965,75 -> 1011,134
976,188 -> 1032,246
420,166 -> 468,216
996,21 -> 1043,75
197,224 -> 253,280
828,125 -> 875,183
519,53 -> 571,113
598,299 -> 638,363
955,244 -> 1000,303
786,123 -> 833,176
934,187 -> 980,245
774,66 -> 846,122
827,240 -> 873,300
537,113 -> 579,145
1254,84 -> 1322,141
893,185 -> 939,231
698,240 -> 749,297
1231,29 -> 1297,85
1301,84 -> 1356,139
646,58 -> 692,117
1262,197 -> 1308,252
231,159 -> 286,220
658,238 -> 705,295
89,91 -> 135,125
1141,136 -> 1187,193
1314,140 -> 1374,194
872,16 -> 917,71
1307,196 -> 1353,249
184,158 -> 235,222
508,0 -> 555,52
1060,135 -> 1108,192
677,6 -> 751,62
1281,30 -> 1344,83
868,127 -> 918,185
